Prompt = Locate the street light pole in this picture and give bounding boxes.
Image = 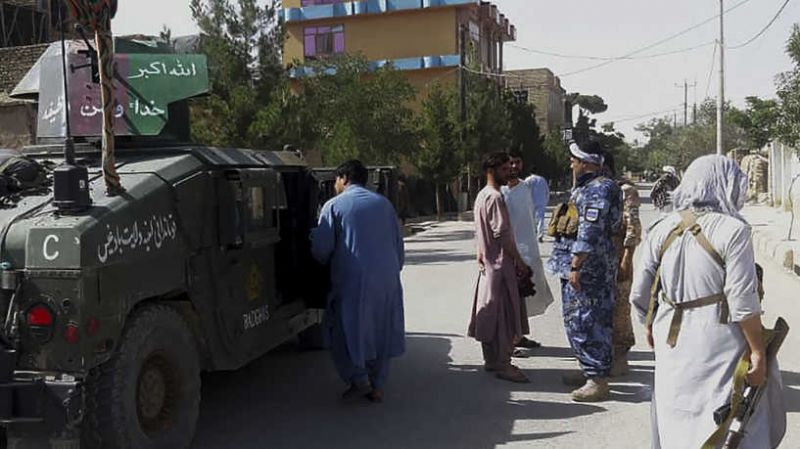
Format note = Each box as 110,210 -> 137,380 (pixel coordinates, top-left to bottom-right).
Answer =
716,0 -> 725,155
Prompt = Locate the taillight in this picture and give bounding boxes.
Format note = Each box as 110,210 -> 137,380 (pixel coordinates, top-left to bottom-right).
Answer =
26,304 -> 55,342
27,304 -> 53,326
64,324 -> 80,344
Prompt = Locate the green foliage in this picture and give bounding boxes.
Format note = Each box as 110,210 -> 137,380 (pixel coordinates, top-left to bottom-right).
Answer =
540,131 -> 570,187
413,83 -> 461,217
189,0 -> 284,148
414,84 -> 460,183
461,73 -> 512,168
505,94 -> 544,174
569,93 -> 609,115
634,99 -> 747,171
728,96 -> 780,151
261,55 -> 419,165
777,24 -> 800,149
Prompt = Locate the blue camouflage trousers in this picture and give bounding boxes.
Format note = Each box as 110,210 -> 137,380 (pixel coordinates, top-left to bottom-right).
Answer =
560,279 -> 615,378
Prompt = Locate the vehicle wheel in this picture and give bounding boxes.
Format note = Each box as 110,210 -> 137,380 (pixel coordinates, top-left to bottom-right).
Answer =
82,305 -> 200,449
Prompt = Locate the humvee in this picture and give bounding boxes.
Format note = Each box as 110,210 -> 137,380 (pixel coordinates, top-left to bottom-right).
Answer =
312,166 -> 400,211
0,41 -> 329,448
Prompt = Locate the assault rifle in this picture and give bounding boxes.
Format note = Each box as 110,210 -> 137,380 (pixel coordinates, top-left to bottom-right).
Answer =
713,317 -> 789,449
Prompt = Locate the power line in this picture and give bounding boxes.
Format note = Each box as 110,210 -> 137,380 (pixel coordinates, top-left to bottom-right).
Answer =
602,106 -> 683,125
704,41 -> 718,98
557,0 -> 752,78
508,41 -> 714,62
728,0 -> 792,49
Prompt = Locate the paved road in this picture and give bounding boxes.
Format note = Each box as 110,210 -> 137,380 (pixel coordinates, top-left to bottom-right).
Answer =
192,189 -> 799,449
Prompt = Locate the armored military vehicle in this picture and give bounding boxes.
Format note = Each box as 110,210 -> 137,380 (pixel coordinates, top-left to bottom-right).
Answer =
0,41 -> 328,448
312,166 -> 400,211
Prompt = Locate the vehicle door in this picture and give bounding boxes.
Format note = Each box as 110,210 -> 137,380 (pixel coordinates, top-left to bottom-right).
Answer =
213,168 -> 285,362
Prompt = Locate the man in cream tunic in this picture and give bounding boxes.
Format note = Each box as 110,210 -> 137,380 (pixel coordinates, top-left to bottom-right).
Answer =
501,153 -> 555,345
630,155 -> 785,449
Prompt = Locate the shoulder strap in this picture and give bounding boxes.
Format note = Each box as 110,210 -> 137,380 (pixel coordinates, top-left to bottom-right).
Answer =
678,210 -> 725,268
645,211 -> 724,328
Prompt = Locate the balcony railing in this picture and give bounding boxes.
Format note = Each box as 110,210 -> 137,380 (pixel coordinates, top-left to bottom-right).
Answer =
282,0 -> 478,22
289,53 -> 460,78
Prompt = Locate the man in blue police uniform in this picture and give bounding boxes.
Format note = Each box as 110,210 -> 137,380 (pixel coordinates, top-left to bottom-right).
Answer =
546,140 -> 622,402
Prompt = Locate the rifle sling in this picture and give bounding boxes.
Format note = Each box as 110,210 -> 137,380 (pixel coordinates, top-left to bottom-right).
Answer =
661,293 -> 729,348
701,326 -> 783,449
645,210 -> 727,348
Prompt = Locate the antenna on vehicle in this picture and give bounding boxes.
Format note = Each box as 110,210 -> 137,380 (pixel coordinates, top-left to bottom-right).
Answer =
52,0 -> 91,212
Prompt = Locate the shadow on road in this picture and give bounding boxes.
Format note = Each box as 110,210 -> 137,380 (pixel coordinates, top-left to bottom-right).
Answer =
404,248 -> 475,265
192,333 -> 605,449
408,229 -> 475,243
780,371 -> 800,413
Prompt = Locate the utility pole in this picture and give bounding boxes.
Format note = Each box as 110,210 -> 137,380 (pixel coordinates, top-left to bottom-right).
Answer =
459,24 -> 469,212
716,0 -> 725,155
675,79 -> 697,127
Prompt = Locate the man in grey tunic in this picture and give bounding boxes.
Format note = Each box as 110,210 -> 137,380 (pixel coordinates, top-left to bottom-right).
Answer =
470,152 -> 531,383
631,155 -> 786,449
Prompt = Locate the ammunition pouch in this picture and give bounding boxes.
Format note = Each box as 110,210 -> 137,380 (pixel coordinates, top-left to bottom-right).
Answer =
547,202 -> 579,239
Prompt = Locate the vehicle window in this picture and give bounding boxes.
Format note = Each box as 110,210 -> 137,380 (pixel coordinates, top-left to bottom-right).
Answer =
248,186 -> 267,229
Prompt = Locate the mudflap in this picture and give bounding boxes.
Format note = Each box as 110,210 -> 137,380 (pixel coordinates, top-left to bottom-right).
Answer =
0,350 -> 83,449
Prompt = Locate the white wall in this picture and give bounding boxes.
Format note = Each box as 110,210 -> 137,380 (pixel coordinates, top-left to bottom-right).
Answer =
768,142 -> 800,211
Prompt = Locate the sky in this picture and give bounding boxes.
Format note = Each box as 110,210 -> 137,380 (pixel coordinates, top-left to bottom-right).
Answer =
114,0 -> 800,143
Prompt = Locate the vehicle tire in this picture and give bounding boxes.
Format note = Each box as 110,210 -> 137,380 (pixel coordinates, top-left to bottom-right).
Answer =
82,304 -> 200,449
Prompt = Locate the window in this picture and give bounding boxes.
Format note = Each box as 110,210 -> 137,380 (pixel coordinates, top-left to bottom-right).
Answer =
469,21 -> 481,43
248,187 -> 267,230
304,25 -> 345,59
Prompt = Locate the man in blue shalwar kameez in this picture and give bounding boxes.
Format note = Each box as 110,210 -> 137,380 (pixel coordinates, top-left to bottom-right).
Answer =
311,160 -> 406,403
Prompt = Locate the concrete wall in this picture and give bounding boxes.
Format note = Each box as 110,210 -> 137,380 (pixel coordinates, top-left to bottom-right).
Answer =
504,68 -> 565,134
768,142 -> 800,212
0,102 -> 36,148
0,43 -> 48,92
285,7 -> 458,64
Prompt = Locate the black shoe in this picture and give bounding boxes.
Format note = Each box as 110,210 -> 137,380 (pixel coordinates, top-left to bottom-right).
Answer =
512,348 -> 530,358
516,337 -> 542,349
341,382 -> 372,402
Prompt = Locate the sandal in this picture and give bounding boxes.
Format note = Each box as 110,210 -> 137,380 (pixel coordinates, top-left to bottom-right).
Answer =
365,389 -> 384,403
516,337 -> 542,349
496,365 -> 530,383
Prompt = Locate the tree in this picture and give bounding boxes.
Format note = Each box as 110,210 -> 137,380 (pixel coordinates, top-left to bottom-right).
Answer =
505,93 -> 544,175
462,73 -> 512,168
634,99 -> 747,171
728,96 -> 780,151
189,0 -> 284,148
540,131 -> 571,188
777,24 -> 800,149
253,55 -> 419,165
414,84 -> 461,218
567,92 -> 609,144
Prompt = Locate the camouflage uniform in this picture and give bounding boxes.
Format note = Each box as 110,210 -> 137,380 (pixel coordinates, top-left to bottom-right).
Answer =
611,180 -> 641,361
547,172 -> 622,378
650,173 -> 680,211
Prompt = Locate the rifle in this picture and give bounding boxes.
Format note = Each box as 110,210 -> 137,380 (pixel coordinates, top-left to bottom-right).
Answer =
713,317 -> 789,449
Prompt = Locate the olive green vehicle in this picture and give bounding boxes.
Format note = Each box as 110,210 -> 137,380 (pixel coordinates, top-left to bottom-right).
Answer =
0,42 -> 331,448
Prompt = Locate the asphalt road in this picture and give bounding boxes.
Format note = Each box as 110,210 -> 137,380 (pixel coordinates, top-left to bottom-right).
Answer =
191,189 -> 799,449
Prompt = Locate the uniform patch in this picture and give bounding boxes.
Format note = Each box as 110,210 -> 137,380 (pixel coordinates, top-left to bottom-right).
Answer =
585,208 -> 600,222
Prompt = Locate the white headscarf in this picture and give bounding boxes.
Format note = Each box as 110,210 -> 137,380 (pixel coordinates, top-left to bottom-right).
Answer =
672,154 -> 749,221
